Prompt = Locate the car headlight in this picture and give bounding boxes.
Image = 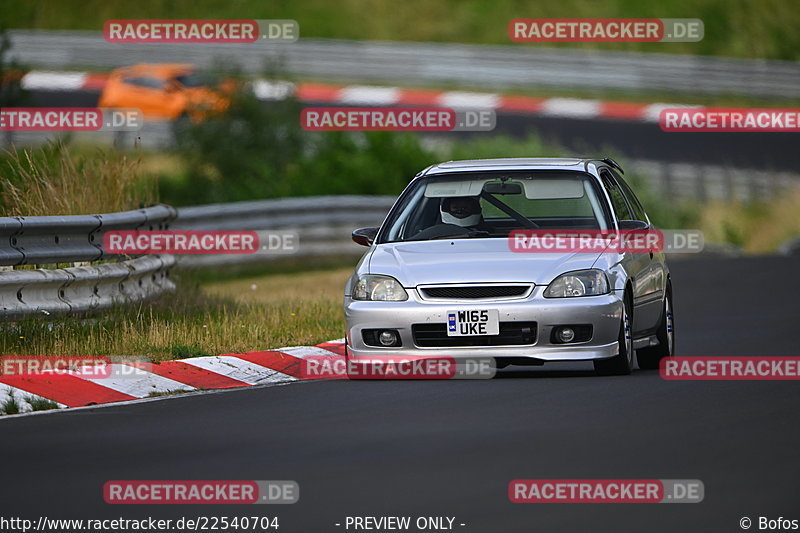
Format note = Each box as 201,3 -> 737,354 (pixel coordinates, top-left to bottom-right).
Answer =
352,275 -> 408,301
544,269 -> 609,298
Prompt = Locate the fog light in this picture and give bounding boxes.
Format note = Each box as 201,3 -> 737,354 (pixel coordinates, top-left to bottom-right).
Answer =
557,327 -> 575,343
379,330 -> 398,346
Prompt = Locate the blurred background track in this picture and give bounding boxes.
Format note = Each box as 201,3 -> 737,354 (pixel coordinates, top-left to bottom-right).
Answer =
8,31 -> 800,98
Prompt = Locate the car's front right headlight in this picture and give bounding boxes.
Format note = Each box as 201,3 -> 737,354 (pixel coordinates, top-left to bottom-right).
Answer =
352,275 -> 408,301
544,269 -> 610,298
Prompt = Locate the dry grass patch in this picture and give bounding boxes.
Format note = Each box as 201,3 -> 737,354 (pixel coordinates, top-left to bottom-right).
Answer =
204,268 -> 349,304
1,143 -> 157,216
697,185 -> 800,254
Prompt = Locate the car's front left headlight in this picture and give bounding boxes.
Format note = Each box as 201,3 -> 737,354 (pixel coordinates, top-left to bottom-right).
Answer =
544,269 -> 610,298
352,275 -> 408,301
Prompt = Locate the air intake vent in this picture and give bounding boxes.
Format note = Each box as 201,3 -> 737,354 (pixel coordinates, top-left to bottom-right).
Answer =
420,285 -> 531,300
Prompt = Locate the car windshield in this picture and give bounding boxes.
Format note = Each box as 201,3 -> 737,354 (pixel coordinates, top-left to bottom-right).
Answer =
380,171 -> 612,243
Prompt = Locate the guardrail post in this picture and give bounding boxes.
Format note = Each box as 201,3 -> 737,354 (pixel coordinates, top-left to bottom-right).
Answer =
694,165 -> 707,203
662,161 -> 674,200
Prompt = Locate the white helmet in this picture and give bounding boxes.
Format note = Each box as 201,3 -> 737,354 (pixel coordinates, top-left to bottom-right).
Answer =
440,197 -> 482,227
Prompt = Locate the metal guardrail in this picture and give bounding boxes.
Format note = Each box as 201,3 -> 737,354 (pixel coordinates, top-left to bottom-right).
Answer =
626,159 -> 800,202
8,30 -> 800,99
0,255 -> 175,321
173,195 -> 396,267
0,205 -> 177,320
0,196 -> 395,318
0,205 -> 176,266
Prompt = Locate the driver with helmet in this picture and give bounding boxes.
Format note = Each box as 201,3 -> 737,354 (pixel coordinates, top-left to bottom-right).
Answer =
439,196 -> 485,228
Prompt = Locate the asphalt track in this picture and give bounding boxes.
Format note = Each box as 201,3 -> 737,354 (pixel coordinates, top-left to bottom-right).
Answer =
24,88 -> 800,171
1,254 -> 798,533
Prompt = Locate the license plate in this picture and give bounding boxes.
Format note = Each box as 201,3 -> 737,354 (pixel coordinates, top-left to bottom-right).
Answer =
447,309 -> 499,336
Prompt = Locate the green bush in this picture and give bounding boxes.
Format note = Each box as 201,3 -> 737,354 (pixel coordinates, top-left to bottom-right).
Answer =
165,88 -> 439,204
294,131 -> 436,196
169,90 -> 307,204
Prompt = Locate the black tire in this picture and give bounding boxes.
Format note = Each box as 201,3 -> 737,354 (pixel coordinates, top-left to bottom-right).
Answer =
594,293 -> 633,376
636,283 -> 674,370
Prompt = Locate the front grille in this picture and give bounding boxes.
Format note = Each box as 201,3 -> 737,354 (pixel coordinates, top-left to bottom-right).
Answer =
419,285 -> 531,300
412,322 -> 537,347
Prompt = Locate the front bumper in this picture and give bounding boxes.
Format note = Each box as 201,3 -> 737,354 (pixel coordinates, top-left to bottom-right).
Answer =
344,286 -> 623,362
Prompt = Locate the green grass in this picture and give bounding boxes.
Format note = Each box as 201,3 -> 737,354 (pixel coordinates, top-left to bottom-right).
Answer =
3,0 -> 800,60
147,389 -> 193,398
0,390 -> 20,415
0,268 -> 351,360
24,396 -> 60,411
169,344 -> 210,359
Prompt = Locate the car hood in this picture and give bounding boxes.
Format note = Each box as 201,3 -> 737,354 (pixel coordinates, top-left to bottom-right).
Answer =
367,239 -> 603,287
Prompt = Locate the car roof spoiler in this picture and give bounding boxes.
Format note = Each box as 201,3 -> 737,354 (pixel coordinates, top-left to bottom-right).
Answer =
602,158 -> 624,174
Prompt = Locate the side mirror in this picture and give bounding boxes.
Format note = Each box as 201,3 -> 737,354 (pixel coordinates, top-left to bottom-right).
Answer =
617,220 -> 649,230
352,227 -> 378,247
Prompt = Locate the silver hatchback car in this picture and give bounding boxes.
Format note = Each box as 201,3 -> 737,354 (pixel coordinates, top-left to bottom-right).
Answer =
344,158 -> 674,375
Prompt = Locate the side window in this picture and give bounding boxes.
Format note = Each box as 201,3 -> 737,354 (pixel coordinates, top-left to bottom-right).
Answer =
611,170 -> 648,222
600,170 -> 633,221
122,76 -> 166,89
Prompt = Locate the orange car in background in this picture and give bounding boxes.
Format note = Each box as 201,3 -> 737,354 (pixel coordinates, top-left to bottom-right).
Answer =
98,64 -> 234,120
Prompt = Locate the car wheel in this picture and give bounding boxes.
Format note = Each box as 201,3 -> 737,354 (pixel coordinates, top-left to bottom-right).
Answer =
594,293 -> 633,376
636,283 -> 674,370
